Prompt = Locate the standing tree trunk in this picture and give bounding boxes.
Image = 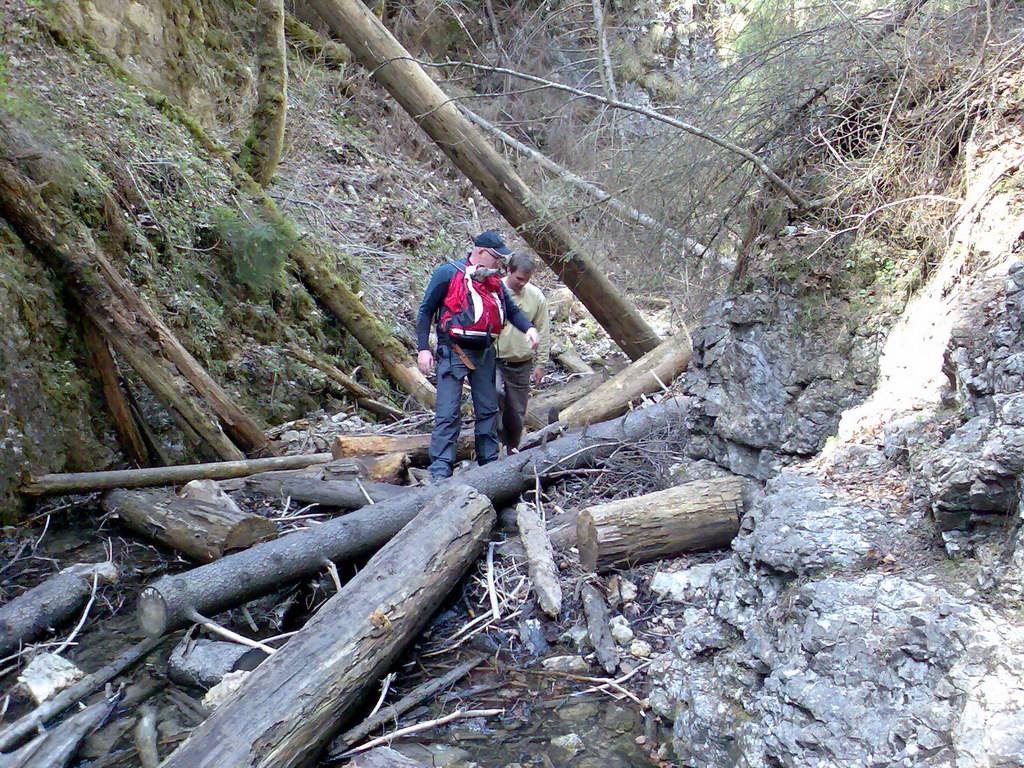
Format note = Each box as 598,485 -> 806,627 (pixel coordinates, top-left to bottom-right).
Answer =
157,484 -> 494,768
239,0 -> 288,186
0,130 -> 272,461
305,0 -> 662,361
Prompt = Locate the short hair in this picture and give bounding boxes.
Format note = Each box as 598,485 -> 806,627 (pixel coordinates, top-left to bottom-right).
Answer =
507,252 -> 536,276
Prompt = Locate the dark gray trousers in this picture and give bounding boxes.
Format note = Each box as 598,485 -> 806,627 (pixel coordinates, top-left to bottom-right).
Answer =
497,359 -> 534,450
428,344 -> 500,479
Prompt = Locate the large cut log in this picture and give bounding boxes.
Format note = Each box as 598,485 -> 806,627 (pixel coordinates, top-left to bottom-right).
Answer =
138,397 -> 690,636
157,484 -> 494,768
524,372 -> 607,430
20,453 -> 332,496
515,503 -> 561,618
103,489 -> 277,563
577,476 -> 746,571
0,562 -> 118,657
330,432 -> 473,464
0,134 -> 271,460
558,327 -> 693,428
306,0 -> 662,361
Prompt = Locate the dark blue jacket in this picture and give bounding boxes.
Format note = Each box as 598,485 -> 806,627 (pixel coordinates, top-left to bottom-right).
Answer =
416,260 -> 533,350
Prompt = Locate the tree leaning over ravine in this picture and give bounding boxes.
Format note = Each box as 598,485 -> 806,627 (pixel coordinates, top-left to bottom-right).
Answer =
305,0 -> 664,362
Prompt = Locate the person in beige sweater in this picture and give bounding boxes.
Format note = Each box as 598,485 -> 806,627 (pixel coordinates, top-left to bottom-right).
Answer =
496,253 -> 550,452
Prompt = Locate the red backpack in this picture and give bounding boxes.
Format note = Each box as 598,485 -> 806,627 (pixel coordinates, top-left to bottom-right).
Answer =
439,260 -> 506,343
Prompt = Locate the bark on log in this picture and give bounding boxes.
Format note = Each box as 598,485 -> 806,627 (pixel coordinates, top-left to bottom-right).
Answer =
0,562 -> 118,657
138,397 -> 690,636
179,479 -> 243,514
515,503 -> 561,618
524,372 -> 607,430
577,476 -> 745,571
330,433 -> 473,464
157,484 -> 494,768
581,583 -> 619,674
20,453 -> 332,496
306,0 -> 662,361
558,327 -> 693,428
239,474 -> 407,507
103,489 -> 277,563
167,638 -> 252,689
0,140 -> 270,460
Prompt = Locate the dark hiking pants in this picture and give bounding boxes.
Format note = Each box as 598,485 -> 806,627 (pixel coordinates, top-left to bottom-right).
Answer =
428,344 -> 500,480
497,358 -> 534,451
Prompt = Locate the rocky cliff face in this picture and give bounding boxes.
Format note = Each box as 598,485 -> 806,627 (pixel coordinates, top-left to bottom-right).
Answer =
648,116 -> 1024,767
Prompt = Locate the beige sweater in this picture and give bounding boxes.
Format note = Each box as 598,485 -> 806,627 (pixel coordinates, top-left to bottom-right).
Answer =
497,281 -> 550,366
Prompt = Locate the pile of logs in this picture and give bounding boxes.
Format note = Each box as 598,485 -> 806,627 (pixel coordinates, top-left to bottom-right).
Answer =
1,331 -> 753,767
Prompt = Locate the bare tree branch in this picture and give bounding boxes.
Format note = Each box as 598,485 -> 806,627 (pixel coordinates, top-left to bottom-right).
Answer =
460,105 -> 706,255
432,58 -> 823,208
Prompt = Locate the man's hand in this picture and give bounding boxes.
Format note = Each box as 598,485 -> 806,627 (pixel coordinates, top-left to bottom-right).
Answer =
525,327 -> 540,350
417,349 -> 434,375
531,366 -> 545,387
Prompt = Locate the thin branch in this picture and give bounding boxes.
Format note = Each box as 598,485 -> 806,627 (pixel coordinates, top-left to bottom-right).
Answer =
460,106 -> 706,254
426,58 -> 820,208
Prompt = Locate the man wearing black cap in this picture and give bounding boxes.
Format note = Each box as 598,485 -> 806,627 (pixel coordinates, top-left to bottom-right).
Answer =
416,231 -> 540,481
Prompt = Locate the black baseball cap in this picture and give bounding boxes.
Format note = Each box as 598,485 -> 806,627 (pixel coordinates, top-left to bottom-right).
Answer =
474,230 -> 513,256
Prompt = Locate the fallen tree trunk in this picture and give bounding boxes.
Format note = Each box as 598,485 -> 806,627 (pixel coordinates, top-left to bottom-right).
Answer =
82,319 -> 151,468
330,432 -> 473,463
137,396 -> 690,636
0,696 -> 117,768
577,476 -> 746,571
0,562 -> 118,657
329,656 -> 482,755
524,372 -> 607,430
20,453 -> 332,496
516,503 -> 561,618
239,474 -> 407,507
306,0 -> 663,361
285,345 -> 404,420
0,635 -> 165,753
157,484 -> 494,768
581,583 -> 619,674
103,489 -> 277,563
0,139 -> 271,460
552,345 -> 594,375
558,327 -> 693,428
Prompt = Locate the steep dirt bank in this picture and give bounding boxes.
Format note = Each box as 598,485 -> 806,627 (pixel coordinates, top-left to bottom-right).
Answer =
0,0 -> 487,518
